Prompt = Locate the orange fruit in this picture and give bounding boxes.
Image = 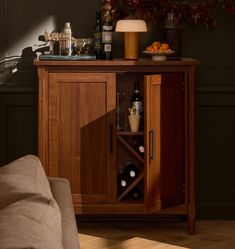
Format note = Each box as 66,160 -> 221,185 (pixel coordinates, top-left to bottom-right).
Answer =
152,41 -> 161,48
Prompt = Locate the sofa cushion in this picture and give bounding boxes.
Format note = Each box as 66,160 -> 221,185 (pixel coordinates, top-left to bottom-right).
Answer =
0,155 -> 63,249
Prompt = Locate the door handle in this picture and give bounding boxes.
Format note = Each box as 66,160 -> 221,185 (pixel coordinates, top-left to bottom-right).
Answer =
149,129 -> 154,161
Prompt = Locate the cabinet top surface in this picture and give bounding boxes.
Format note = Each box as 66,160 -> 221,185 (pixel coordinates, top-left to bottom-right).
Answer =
33,58 -> 199,67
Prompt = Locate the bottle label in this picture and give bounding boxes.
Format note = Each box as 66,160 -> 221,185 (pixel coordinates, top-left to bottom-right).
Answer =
132,101 -> 143,115
94,32 -> 102,48
103,25 -> 112,31
102,31 -> 112,43
104,44 -> 112,52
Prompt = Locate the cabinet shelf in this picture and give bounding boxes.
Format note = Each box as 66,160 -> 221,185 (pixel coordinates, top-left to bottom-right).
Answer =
118,135 -> 144,164
117,172 -> 144,201
118,131 -> 144,136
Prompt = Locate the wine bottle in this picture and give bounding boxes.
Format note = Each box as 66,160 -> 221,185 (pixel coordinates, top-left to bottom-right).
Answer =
118,173 -> 128,188
102,10 -> 113,60
131,137 -> 145,157
93,10 -> 102,59
61,22 -> 72,56
131,81 -> 143,116
124,161 -> 139,179
130,186 -> 142,200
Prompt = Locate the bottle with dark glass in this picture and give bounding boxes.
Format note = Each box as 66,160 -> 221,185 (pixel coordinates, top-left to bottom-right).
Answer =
131,137 -> 145,157
102,10 -> 113,60
131,81 -> 143,116
130,186 -> 142,200
117,172 -> 128,196
93,10 -> 102,59
119,176 -> 127,188
124,161 -> 139,179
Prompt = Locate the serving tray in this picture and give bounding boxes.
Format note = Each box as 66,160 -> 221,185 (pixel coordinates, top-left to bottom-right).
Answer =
39,54 -> 96,61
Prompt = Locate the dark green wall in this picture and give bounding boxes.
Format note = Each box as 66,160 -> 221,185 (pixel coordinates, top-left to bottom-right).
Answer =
0,0 -> 235,219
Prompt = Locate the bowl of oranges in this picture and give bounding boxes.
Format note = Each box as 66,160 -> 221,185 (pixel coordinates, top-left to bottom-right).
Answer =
143,41 -> 175,61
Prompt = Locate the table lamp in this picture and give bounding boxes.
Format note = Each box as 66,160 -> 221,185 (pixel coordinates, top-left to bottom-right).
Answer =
115,19 -> 147,60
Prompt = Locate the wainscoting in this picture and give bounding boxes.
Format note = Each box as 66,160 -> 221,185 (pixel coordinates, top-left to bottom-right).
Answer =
195,82 -> 235,219
0,87 -> 37,165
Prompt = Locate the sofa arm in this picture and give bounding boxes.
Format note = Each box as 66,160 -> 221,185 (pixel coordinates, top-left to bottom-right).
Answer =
48,177 -> 80,249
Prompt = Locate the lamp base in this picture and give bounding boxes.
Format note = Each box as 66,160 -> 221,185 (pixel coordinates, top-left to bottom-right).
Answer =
124,32 -> 138,60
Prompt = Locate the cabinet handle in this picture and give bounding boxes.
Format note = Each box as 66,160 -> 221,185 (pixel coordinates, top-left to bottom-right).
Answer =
109,124 -> 113,154
149,129 -> 154,161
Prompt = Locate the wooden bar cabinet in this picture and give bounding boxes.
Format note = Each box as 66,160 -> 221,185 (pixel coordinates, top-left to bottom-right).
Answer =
34,58 -> 199,234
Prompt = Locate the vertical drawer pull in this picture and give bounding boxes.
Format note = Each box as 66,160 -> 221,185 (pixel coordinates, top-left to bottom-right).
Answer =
149,129 -> 154,161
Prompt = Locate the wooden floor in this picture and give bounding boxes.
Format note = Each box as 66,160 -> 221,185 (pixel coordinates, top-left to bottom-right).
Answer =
78,220 -> 235,249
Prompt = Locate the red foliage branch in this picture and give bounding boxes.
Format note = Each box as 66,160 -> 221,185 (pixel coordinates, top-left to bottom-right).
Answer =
102,0 -> 235,27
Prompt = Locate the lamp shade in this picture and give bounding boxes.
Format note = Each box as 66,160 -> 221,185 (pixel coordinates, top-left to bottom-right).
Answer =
115,19 -> 147,32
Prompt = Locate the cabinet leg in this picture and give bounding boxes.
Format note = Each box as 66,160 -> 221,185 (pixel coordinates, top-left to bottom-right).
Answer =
187,213 -> 195,235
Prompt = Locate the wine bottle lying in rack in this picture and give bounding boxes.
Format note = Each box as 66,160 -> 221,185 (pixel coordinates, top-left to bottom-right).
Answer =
117,173 -> 128,188
124,161 -> 140,179
129,186 -> 142,200
131,137 -> 144,157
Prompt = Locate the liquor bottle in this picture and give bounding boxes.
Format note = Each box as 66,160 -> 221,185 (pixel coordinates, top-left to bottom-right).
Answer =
93,10 -> 102,59
61,22 -> 72,56
131,137 -> 145,157
102,10 -> 113,60
124,161 -> 139,179
130,186 -> 142,200
131,81 -> 143,116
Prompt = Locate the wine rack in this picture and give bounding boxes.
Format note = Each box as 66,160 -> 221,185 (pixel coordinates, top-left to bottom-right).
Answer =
117,132 -> 145,202
117,135 -> 144,164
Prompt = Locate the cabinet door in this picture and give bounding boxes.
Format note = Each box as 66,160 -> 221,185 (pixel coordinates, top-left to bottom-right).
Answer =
144,74 -> 185,213
48,73 -> 116,204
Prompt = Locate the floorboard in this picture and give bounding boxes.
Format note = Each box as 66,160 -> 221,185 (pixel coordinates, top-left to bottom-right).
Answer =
77,220 -> 235,249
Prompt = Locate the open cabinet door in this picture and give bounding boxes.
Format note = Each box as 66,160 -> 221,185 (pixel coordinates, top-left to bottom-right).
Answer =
144,73 -> 185,213
144,75 -> 162,213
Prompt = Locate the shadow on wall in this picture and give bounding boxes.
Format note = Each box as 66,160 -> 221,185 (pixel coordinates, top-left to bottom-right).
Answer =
0,47 -> 48,87
0,0 -> 102,87
0,0 -> 56,87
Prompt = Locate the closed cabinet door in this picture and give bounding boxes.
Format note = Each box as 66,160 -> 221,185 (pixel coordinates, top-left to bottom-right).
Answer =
48,73 -> 116,204
144,73 -> 185,213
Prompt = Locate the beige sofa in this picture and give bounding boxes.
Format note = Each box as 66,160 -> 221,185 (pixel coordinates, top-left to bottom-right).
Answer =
0,155 -> 80,249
